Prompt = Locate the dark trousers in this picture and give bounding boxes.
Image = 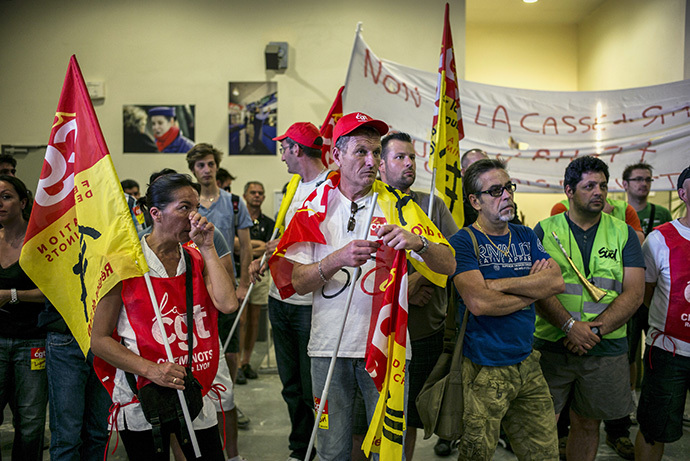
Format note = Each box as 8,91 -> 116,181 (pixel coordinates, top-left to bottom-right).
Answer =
120,424 -> 223,461
268,296 -> 315,460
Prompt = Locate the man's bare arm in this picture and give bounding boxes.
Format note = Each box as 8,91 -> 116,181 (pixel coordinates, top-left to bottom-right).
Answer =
595,266 -> 645,336
535,296 -> 602,355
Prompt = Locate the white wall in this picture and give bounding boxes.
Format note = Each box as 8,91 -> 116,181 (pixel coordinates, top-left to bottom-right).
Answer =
0,0 -> 465,213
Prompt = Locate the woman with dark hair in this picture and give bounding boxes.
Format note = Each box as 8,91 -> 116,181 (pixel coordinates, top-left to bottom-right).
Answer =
0,174 -> 48,460
91,173 -> 238,460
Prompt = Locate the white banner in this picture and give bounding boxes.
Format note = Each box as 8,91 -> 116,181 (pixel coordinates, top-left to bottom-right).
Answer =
344,33 -> 690,192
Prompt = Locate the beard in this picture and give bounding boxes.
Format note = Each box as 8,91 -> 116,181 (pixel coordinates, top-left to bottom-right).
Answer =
498,206 -> 515,222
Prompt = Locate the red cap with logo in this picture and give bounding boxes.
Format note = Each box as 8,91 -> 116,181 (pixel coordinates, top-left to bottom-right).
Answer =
333,112 -> 389,145
272,122 -> 323,149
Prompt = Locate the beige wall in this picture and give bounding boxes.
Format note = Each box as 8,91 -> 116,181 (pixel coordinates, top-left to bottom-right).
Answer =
1,0 -> 686,227
465,22 -> 579,227
578,0 -> 686,91
0,0 -> 465,214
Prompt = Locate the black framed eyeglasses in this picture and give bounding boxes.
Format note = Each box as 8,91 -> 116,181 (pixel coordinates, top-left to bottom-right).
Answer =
478,182 -> 517,198
347,201 -> 364,232
627,177 -> 654,184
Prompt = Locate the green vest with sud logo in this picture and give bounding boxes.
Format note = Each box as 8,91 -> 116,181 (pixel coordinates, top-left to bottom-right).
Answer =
535,212 -> 628,342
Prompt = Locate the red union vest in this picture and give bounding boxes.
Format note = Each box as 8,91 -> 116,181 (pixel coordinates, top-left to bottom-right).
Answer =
657,222 -> 690,342
95,247 -> 219,397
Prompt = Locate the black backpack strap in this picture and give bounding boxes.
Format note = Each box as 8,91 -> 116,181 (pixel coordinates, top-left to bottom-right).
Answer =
443,227 -> 479,350
645,204 -> 656,236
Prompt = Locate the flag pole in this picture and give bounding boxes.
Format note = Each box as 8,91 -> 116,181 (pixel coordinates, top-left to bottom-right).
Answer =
305,192 -> 379,461
427,168 -> 437,217
221,227 -> 280,355
144,272 -> 201,458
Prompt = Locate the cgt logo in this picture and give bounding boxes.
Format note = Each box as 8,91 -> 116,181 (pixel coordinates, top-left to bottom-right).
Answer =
370,217 -> 387,237
35,113 -> 77,207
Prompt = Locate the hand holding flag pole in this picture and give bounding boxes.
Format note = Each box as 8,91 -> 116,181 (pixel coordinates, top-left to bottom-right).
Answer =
144,273 -> 201,457
221,227 -> 279,355
304,192 -> 379,461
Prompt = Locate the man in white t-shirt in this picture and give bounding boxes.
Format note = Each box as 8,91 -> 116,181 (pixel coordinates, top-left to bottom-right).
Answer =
252,121 -> 331,461
279,113 -> 455,460
635,165 -> 690,460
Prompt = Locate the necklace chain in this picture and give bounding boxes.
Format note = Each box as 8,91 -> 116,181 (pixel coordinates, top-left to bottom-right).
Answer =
475,222 -> 511,257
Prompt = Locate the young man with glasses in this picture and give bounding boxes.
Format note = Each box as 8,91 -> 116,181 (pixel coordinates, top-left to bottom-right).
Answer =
448,159 -> 563,460
622,162 -> 672,236
534,155 -> 645,461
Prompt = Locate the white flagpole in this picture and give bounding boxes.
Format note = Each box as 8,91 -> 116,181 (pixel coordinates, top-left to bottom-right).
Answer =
305,192 -> 379,461
143,272 -> 201,458
427,168 -> 437,217
221,227 -> 280,355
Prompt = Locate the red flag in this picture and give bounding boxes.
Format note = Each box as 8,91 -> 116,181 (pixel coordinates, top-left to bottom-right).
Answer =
20,56 -> 147,355
319,86 -> 344,168
429,3 -> 465,228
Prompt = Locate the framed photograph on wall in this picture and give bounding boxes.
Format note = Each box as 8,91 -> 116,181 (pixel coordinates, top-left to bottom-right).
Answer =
123,104 -> 195,153
228,82 -> 277,155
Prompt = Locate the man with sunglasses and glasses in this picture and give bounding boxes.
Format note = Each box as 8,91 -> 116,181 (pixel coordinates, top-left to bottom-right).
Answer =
534,156 -> 645,461
448,159 -> 563,460
276,113 -> 455,460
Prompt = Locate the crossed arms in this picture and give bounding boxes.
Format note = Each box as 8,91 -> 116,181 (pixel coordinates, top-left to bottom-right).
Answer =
453,258 -> 565,317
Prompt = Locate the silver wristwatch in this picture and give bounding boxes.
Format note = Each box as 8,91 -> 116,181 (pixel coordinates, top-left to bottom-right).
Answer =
416,235 -> 430,255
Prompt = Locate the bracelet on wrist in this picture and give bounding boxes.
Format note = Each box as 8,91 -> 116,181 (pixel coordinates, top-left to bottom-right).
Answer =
317,259 -> 329,284
561,317 -> 575,335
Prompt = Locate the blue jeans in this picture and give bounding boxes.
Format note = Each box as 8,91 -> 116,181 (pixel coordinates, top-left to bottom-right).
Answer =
0,336 -> 48,461
268,297 -> 314,460
46,331 -> 111,461
311,357 -> 409,461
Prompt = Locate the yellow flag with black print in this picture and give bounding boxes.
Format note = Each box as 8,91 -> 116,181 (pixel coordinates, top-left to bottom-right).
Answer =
372,180 -> 452,287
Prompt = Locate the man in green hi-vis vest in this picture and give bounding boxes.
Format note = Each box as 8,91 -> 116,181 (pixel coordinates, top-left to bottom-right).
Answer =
533,156 -> 645,461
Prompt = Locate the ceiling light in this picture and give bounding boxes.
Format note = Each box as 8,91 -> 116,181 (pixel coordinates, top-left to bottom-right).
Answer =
523,0 -> 538,3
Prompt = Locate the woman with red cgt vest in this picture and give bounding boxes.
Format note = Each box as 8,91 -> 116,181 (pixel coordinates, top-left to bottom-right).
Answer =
91,173 -> 237,460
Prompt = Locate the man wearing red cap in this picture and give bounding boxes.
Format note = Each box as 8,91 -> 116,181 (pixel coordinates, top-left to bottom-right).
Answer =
273,113 -> 456,460
149,106 -> 194,153
252,121 -> 332,461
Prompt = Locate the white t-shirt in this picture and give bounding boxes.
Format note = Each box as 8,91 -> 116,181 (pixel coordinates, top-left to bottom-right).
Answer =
268,169 -> 330,305
285,188 -> 412,359
643,219 -> 690,357
111,236 -> 218,431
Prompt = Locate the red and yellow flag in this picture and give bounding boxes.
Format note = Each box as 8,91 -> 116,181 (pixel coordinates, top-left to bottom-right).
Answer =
20,56 -> 148,356
362,249 -> 408,459
429,3 -> 465,228
319,86 -> 344,168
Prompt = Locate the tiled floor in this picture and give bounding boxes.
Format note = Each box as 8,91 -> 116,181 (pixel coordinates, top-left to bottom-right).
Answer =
2,330 -> 689,459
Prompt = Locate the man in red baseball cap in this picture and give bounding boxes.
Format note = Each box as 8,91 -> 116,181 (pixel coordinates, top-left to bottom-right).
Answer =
248,122 -> 332,461
272,112 -> 455,459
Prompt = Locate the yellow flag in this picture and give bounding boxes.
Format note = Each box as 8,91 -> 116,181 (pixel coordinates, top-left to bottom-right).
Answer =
20,56 -> 148,356
373,180 -> 452,287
